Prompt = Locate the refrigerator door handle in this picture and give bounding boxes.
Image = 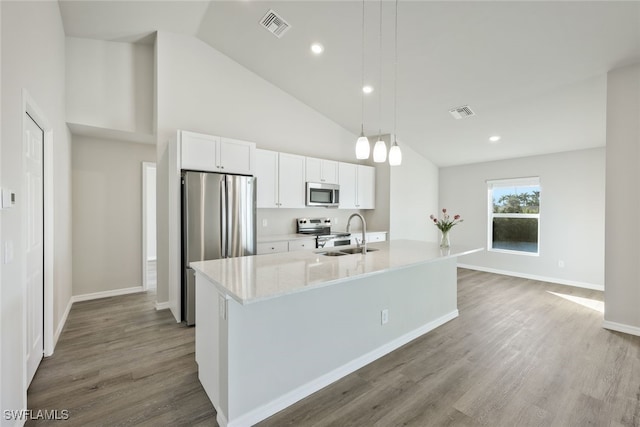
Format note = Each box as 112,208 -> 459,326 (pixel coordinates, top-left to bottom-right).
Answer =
220,176 -> 228,258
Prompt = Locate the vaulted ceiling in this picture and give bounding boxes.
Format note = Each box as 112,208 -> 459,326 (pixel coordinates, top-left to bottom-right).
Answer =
58,1 -> 640,166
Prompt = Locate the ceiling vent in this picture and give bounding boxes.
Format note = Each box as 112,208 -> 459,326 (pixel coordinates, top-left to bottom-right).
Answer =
449,105 -> 476,120
260,9 -> 291,38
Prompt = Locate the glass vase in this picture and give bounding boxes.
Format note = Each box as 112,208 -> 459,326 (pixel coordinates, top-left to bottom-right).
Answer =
440,230 -> 450,248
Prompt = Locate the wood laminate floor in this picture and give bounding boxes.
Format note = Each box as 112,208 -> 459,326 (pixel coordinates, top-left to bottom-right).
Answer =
28,269 -> 640,426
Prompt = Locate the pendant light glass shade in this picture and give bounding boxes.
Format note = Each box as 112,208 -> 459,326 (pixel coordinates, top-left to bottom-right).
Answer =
355,133 -> 370,159
389,140 -> 402,166
373,138 -> 387,162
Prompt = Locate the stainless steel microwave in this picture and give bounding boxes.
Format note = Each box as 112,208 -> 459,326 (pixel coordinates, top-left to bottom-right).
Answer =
306,182 -> 340,207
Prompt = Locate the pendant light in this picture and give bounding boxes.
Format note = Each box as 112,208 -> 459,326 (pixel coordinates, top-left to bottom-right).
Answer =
355,0 -> 370,159
373,0 -> 387,163
388,0 -> 402,166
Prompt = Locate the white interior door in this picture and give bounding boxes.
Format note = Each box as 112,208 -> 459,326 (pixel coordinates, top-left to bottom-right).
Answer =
25,112 -> 44,386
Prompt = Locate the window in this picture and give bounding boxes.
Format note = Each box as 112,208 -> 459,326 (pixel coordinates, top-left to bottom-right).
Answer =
488,177 -> 540,255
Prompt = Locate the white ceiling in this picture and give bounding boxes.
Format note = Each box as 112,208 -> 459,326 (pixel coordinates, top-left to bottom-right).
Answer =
58,1 -> 640,167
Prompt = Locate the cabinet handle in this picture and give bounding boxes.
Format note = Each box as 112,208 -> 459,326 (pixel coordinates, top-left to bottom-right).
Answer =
221,166 -> 224,169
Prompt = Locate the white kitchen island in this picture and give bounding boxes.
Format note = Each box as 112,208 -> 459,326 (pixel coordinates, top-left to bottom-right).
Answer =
190,240 -> 482,427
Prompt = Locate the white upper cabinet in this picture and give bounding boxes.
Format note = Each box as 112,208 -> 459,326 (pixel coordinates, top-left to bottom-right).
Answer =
180,131 -> 255,175
219,137 -> 255,175
338,162 -> 375,209
278,153 -> 306,208
338,162 -> 357,209
357,165 -> 375,209
255,149 -> 279,208
255,150 -> 306,208
180,131 -> 218,172
306,157 -> 339,184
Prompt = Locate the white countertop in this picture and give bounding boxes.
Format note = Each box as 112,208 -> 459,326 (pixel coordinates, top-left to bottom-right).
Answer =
190,239 -> 483,305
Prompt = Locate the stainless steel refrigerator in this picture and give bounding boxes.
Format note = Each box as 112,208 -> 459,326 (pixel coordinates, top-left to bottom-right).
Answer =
181,171 -> 256,325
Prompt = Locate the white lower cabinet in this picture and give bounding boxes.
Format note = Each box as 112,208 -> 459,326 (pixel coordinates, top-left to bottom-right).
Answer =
257,241 -> 289,255
257,238 -> 317,255
288,239 -> 316,251
367,232 -> 387,242
351,231 -> 387,245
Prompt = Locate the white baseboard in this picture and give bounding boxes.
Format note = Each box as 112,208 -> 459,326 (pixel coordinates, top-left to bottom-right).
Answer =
457,263 -> 604,292
71,286 -> 144,303
602,320 -> 640,337
53,297 -> 73,348
155,301 -> 170,311
226,310 -> 459,427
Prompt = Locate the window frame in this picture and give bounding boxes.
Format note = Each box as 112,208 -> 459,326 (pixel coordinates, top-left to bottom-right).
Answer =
487,177 -> 541,256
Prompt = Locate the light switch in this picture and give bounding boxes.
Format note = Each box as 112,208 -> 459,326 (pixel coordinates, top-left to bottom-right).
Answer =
2,189 -> 16,209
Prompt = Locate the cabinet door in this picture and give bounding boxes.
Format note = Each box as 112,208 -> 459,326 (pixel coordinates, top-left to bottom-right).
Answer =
219,137 -> 255,175
255,149 -> 279,208
322,160 -> 339,184
257,241 -> 288,255
357,165 -> 375,209
180,131 -> 218,172
305,157 -> 323,183
367,232 -> 387,242
307,157 -> 339,184
338,162 -> 357,209
278,153 -> 306,208
288,239 -> 316,251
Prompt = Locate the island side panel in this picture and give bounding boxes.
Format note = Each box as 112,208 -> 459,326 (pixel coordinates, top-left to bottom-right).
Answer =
225,257 -> 457,425
195,272 -> 229,423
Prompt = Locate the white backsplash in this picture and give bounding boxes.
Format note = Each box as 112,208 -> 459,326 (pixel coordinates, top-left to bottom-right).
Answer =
257,208 -> 367,236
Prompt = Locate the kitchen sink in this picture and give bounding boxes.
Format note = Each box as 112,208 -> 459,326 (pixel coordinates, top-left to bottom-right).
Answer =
339,247 -> 379,255
318,251 -> 349,256
318,248 -> 379,256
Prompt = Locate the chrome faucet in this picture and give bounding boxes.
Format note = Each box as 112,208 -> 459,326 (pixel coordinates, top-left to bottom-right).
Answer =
346,213 -> 367,254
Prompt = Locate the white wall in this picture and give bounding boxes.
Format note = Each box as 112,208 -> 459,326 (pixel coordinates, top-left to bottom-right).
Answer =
604,63 -> 640,335
155,31 -> 363,304
1,1 -> 72,419
72,135 -> 156,296
440,148 -> 605,289
390,142 -> 439,242
66,37 -> 154,136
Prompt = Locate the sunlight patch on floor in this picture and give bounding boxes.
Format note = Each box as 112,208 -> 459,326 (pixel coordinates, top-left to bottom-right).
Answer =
547,291 -> 604,313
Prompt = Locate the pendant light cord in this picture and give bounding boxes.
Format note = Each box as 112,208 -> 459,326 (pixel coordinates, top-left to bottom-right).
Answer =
378,0 -> 383,140
393,0 -> 398,145
361,0 -> 365,135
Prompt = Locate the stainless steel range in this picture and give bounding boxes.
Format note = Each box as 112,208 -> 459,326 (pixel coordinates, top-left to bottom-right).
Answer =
297,217 -> 351,248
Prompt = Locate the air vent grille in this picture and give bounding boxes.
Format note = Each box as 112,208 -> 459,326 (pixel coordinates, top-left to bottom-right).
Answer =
260,9 -> 291,38
449,105 -> 476,119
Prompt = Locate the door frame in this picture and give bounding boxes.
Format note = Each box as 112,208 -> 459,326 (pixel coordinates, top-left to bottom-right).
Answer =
22,91 -> 54,383
142,162 -> 156,290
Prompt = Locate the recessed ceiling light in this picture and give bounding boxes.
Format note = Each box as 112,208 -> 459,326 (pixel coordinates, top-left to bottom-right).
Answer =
310,43 -> 324,55
362,85 -> 374,94
489,135 -> 501,143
